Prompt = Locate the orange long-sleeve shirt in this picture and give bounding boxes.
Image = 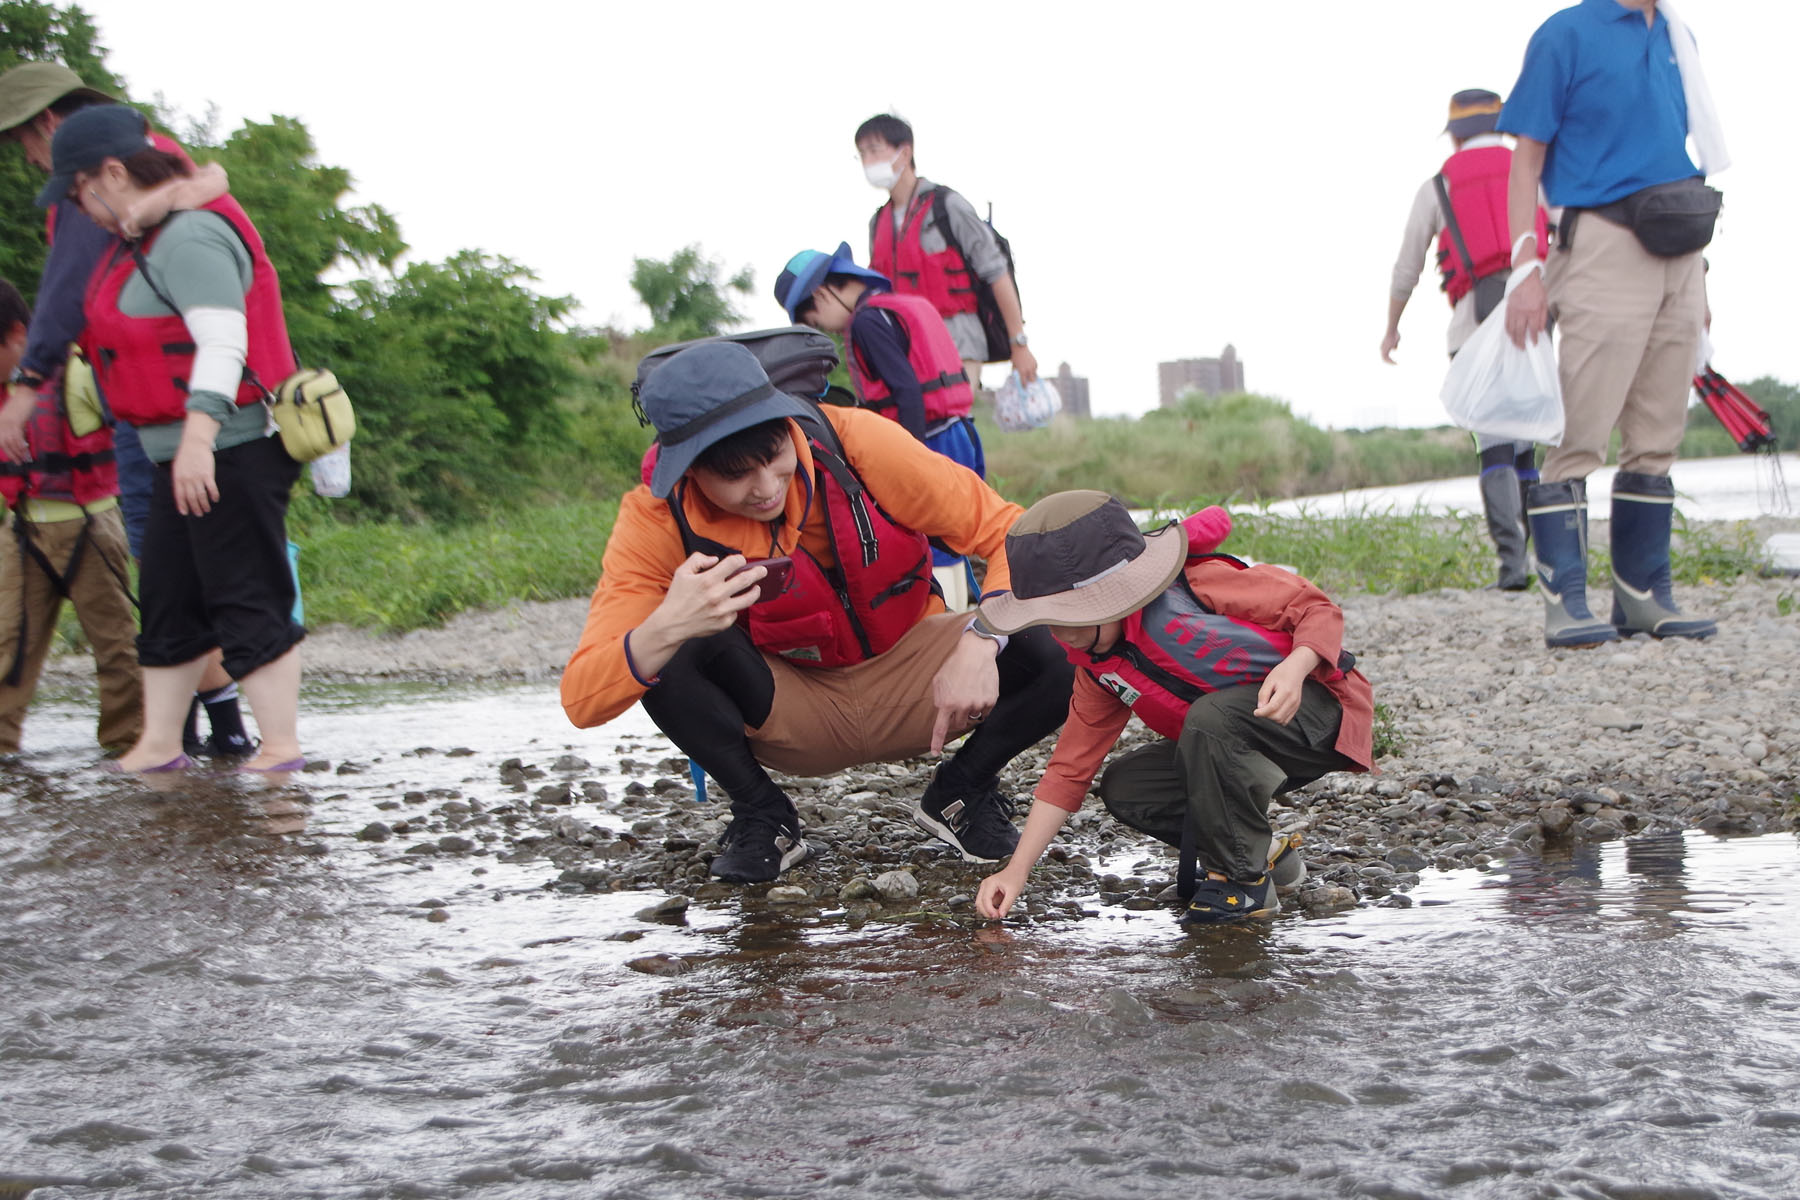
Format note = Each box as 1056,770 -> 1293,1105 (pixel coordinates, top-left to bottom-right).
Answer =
1033,558 -> 1376,812
561,406 -> 1025,729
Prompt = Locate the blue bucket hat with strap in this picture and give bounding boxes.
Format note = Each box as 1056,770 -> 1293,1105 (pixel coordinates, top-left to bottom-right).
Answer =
773,241 -> 891,324
641,342 -> 817,498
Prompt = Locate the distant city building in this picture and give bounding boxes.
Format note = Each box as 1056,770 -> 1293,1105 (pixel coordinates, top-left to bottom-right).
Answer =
1158,345 -> 1245,408
1053,361 -> 1090,419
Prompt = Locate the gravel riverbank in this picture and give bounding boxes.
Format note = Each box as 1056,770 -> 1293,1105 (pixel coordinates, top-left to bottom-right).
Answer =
46,570 -> 1800,924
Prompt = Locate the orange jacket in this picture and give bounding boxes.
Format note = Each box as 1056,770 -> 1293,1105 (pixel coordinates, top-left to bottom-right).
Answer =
561,406 -> 1024,729
1032,558 -> 1376,813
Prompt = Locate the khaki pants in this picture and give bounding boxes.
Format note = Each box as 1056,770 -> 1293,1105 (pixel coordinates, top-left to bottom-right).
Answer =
0,507 -> 143,753
1543,213 -> 1705,482
749,611 -> 974,776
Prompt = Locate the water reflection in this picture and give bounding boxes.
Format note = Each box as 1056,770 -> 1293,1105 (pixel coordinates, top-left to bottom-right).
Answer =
3,684 -> 1797,1198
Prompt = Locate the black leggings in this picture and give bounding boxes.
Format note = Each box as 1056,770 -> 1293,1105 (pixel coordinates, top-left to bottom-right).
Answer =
640,623 -> 1074,814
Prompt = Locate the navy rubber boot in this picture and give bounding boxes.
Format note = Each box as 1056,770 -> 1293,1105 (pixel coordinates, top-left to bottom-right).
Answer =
1525,480 -> 1619,648
1609,471 -> 1717,639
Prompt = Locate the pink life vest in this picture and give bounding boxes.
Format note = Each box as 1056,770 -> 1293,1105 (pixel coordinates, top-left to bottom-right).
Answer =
0,376 -> 117,509
850,291 -> 973,423
656,414 -> 935,667
869,189 -> 979,319
1069,555 -> 1304,739
1436,145 -> 1547,304
82,195 -> 297,426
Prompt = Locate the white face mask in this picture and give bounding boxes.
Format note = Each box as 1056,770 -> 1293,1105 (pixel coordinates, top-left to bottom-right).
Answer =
864,155 -> 902,190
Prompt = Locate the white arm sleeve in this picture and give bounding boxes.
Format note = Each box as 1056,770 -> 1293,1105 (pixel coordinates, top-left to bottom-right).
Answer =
184,305 -> 249,402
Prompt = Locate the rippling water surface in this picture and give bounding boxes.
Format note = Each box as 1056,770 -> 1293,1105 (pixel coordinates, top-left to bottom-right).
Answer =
3,682 -> 1797,1198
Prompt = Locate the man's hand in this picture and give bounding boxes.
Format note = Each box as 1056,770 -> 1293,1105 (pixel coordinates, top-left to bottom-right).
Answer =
0,383 -> 37,462
1253,647 -> 1323,725
1011,343 -> 1039,385
928,631 -> 1001,753
171,437 -> 218,516
1379,328 -> 1401,365
976,866 -> 1027,919
1504,269 -> 1549,350
649,554 -> 764,644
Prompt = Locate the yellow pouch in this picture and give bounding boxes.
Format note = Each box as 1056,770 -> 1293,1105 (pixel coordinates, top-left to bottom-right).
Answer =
266,367 -> 355,462
63,343 -> 105,437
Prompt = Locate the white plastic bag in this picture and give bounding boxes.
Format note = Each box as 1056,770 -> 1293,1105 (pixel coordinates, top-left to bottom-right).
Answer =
1439,266 -> 1563,445
310,443 -> 352,498
994,370 -> 1062,432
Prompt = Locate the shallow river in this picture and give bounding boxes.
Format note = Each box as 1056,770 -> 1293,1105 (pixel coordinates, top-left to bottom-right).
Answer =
4,681 -> 1797,1199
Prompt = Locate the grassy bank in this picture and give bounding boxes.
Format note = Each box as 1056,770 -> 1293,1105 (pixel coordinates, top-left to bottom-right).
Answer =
284,500 -> 1772,634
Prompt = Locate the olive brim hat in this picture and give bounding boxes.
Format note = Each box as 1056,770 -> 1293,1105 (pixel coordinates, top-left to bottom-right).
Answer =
0,61 -> 114,134
641,341 -> 817,498
979,490 -> 1190,634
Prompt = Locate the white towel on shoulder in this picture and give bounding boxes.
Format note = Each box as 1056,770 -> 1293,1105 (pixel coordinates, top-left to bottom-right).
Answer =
1659,1 -> 1730,175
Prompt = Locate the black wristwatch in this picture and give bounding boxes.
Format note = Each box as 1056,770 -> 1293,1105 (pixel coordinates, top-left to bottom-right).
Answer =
8,367 -> 43,388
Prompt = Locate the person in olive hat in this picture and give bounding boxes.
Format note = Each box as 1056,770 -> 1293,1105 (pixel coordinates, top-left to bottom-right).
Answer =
0,62 -> 245,758
561,341 -> 1075,885
973,491 -> 1374,926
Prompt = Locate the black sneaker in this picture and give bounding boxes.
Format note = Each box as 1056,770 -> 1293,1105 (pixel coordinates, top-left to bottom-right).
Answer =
1179,874 -> 1279,925
912,776 -> 1020,863
709,807 -> 810,884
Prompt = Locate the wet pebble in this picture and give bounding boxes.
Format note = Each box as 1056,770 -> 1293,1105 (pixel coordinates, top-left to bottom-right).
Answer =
874,870 -> 919,902
625,954 -> 690,977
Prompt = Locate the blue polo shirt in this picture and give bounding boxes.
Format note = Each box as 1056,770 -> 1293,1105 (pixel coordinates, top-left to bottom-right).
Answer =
1497,0 -> 1699,208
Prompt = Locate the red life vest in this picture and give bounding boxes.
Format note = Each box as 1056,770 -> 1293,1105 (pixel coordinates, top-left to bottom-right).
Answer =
1436,145 -> 1548,304
850,292 -> 973,423
0,378 -> 117,509
869,188 -> 979,320
1068,555 -> 1305,739
81,195 -> 297,426
662,414 -> 935,667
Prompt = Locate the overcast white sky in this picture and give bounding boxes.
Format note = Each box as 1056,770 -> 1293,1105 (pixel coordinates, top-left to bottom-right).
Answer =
73,0 -> 1797,428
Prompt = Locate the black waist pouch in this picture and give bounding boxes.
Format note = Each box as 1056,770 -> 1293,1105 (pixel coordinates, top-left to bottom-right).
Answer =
1595,177 -> 1722,257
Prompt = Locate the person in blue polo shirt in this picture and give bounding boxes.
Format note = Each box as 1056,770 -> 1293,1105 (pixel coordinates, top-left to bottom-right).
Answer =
1498,0 -> 1728,648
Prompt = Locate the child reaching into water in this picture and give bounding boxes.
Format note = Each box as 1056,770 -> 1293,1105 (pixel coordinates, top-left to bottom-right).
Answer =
973,491 -> 1375,926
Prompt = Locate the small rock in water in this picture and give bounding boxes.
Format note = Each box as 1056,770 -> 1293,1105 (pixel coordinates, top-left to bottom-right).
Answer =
626,954 -> 690,977
874,870 -> 920,902
633,895 -> 690,921
839,877 -> 879,902
552,754 -> 590,772
766,885 -> 812,905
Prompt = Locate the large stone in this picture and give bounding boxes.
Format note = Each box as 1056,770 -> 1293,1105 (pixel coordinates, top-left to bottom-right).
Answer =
874,870 -> 920,902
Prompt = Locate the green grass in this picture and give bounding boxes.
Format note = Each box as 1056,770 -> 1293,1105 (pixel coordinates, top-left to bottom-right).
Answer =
291,499 -> 617,632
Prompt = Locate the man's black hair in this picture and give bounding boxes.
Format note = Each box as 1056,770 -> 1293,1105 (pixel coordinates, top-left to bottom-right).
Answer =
693,418 -> 791,478
0,277 -> 29,335
854,114 -> 913,154
47,92 -> 105,119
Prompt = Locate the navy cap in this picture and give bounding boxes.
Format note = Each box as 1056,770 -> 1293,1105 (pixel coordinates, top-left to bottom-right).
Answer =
1445,89 -> 1503,139
642,342 -> 816,498
772,241 -> 890,324
36,104 -> 153,207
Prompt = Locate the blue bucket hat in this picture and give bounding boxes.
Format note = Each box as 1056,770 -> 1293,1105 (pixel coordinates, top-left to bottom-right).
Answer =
641,342 -> 817,498
772,241 -> 890,324
35,103 -> 153,207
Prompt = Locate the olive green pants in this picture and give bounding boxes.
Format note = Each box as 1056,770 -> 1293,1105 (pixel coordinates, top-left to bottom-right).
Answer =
1099,680 -> 1351,884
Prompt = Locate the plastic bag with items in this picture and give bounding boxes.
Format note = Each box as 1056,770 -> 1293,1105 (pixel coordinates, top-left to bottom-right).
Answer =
994,370 -> 1061,432
1439,265 -> 1563,445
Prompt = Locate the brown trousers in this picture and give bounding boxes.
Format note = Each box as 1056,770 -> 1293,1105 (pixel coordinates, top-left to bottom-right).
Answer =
0,507 -> 143,753
1544,213 -> 1705,482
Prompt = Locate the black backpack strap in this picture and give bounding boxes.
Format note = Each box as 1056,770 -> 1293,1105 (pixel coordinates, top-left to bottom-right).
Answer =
1432,173 -> 1481,289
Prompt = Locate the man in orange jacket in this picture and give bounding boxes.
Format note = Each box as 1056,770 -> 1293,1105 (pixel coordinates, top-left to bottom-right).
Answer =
562,342 -> 1074,884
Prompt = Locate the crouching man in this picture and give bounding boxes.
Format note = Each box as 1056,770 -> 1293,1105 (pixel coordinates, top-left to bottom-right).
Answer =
972,491 -> 1375,926
561,342 -> 1073,883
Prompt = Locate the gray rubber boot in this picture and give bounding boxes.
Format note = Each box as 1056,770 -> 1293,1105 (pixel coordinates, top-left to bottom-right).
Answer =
1525,479 -> 1620,648
1609,471 -> 1718,639
1480,466 -> 1532,590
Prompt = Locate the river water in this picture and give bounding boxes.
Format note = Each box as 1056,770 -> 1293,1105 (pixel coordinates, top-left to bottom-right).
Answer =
3,682 -> 1798,1199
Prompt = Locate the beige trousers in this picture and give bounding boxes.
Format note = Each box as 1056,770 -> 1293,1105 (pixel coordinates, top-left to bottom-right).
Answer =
0,507 -> 143,753
1543,213 -> 1705,481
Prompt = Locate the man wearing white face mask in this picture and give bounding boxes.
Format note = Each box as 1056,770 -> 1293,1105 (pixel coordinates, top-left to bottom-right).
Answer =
855,113 -> 1036,388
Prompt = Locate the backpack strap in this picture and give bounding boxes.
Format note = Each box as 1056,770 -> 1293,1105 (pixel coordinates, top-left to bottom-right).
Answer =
1432,173 -> 1481,289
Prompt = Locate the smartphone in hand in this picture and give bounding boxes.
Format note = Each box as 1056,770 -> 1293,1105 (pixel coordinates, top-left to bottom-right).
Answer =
729,555 -> 794,604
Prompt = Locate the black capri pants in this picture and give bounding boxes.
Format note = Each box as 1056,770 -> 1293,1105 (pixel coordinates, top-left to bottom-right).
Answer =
137,432 -> 304,678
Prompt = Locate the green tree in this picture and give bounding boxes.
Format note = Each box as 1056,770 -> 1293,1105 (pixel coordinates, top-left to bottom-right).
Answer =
0,1 -> 127,296
630,244 -> 754,343
188,115 -> 404,362
333,252 -> 580,521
